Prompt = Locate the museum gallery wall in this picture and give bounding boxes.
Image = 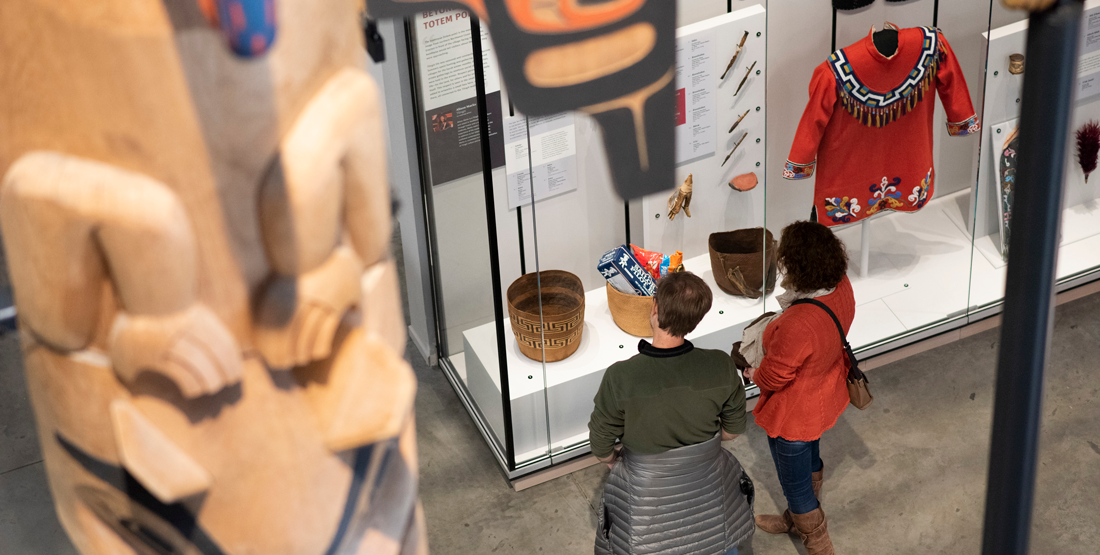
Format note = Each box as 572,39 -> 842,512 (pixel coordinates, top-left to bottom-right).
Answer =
394,0 -> 1100,476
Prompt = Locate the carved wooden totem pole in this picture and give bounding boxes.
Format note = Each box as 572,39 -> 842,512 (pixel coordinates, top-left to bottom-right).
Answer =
0,0 -> 424,553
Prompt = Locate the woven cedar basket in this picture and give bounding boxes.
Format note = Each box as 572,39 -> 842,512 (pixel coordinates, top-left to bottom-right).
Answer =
708,228 -> 778,299
507,270 -> 586,362
605,283 -> 654,337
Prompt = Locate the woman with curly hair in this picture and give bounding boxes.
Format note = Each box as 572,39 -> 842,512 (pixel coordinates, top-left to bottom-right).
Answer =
741,220 -> 854,555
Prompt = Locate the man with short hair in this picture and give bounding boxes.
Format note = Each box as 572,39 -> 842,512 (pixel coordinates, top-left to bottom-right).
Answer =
590,272 -> 753,555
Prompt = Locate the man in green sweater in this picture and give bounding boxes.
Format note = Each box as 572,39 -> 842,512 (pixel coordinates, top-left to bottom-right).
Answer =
589,271 -> 747,468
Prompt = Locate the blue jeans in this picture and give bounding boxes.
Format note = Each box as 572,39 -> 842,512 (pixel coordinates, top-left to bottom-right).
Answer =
767,436 -> 824,515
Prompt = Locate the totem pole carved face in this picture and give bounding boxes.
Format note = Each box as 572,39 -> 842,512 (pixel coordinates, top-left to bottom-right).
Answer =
0,1 -> 423,553
367,0 -> 678,200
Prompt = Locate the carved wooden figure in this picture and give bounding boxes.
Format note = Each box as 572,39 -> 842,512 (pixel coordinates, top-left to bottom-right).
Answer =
0,1 -> 425,553
667,174 -> 693,221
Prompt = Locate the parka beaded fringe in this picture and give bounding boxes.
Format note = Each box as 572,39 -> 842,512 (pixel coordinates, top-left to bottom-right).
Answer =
835,42 -> 946,128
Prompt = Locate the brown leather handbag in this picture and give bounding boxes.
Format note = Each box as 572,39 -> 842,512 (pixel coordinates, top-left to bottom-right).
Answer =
790,299 -> 873,410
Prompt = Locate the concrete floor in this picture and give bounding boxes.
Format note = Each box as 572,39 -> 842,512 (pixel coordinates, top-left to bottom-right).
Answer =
413,290 -> 1100,555
2,289 -> 1098,554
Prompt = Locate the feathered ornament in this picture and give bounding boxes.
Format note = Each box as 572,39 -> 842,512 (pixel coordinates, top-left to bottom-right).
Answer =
1076,120 -> 1100,183
667,174 -> 693,221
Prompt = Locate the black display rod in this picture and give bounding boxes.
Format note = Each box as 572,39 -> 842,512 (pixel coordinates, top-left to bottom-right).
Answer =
470,16 -> 517,472
981,1 -> 1082,554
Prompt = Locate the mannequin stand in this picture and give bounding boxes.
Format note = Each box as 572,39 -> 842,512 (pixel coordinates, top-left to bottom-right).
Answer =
861,219 -> 871,279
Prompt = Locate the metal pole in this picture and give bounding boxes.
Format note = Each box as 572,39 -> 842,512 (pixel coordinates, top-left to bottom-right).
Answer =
469,15 -> 516,472
860,219 -> 870,279
982,2 -> 1082,554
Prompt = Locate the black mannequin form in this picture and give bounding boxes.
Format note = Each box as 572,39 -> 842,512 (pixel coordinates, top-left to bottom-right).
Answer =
834,0 -> 909,9
872,28 -> 899,57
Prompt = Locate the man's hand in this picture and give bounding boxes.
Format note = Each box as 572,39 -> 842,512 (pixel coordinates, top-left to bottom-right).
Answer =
742,367 -> 757,382
602,450 -> 620,468
598,445 -> 622,469
721,430 -> 740,442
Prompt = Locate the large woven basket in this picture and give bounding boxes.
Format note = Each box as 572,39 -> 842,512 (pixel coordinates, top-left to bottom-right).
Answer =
507,270 -> 586,362
708,228 -> 778,298
606,283 -> 653,337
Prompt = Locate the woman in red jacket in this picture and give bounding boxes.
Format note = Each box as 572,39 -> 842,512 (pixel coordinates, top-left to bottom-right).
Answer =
742,221 -> 854,555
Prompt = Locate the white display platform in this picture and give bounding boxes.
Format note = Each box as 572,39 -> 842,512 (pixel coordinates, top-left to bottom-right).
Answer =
459,189 -> 1056,463
965,198 -> 1100,309
463,251 -> 768,464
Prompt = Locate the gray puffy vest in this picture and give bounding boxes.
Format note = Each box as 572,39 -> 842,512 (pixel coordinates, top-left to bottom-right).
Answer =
594,436 -> 755,555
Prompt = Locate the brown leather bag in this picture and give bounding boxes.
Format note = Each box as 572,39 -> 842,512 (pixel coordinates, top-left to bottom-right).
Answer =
790,299 -> 873,410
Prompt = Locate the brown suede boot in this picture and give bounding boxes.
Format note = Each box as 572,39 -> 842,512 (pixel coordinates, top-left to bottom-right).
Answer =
790,507 -> 835,555
754,510 -> 793,534
757,466 -> 824,535
812,465 -> 824,502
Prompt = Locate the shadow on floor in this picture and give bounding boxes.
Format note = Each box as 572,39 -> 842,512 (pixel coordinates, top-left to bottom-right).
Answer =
415,291 -> 1100,555
1,264 -> 1097,554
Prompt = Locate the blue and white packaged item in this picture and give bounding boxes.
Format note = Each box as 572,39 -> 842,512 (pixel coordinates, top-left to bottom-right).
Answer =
598,245 -> 657,296
598,248 -> 637,294
658,255 -> 671,278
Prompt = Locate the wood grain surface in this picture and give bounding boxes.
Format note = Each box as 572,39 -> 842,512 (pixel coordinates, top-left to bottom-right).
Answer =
0,0 -> 425,553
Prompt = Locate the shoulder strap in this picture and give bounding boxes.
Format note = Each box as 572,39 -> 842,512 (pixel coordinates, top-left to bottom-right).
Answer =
789,298 -> 867,382
790,298 -> 846,342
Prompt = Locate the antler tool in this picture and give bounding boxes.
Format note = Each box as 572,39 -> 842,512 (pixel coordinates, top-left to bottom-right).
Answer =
720,31 -> 750,80
721,133 -> 748,167
734,60 -> 757,96
728,110 -> 750,134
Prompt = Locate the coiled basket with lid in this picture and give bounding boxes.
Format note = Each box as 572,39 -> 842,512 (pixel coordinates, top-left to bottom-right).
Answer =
507,270 -> 586,362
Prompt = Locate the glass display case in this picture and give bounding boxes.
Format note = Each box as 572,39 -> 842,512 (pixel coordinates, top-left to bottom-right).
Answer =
397,0 -> 1100,478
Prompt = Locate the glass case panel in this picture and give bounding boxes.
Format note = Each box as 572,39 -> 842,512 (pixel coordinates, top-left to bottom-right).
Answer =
766,0 -> 992,356
971,1 -> 1100,315
404,0 -> 1100,477
515,104 -> 630,464
636,2 -> 771,396
407,11 -> 554,469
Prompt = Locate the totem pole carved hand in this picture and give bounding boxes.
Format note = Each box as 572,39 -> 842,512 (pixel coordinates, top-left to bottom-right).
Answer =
109,306 -> 241,398
0,152 -> 243,398
255,68 -> 391,369
253,245 -> 364,368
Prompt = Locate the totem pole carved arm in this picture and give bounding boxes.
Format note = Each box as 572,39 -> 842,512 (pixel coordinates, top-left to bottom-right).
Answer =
256,68 -> 391,369
0,152 -> 241,397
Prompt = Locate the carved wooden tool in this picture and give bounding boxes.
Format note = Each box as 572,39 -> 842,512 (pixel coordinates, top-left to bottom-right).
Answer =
722,133 -> 748,167
728,110 -> 750,134
667,174 -> 693,221
734,60 -> 757,96
720,31 -> 750,80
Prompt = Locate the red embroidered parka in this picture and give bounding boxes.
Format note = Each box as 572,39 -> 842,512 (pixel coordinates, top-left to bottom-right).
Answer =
784,27 -> 978,226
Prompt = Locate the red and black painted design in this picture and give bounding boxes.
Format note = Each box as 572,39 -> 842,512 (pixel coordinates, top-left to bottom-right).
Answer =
367,0 -> 677,201
198,0 -> 278,57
